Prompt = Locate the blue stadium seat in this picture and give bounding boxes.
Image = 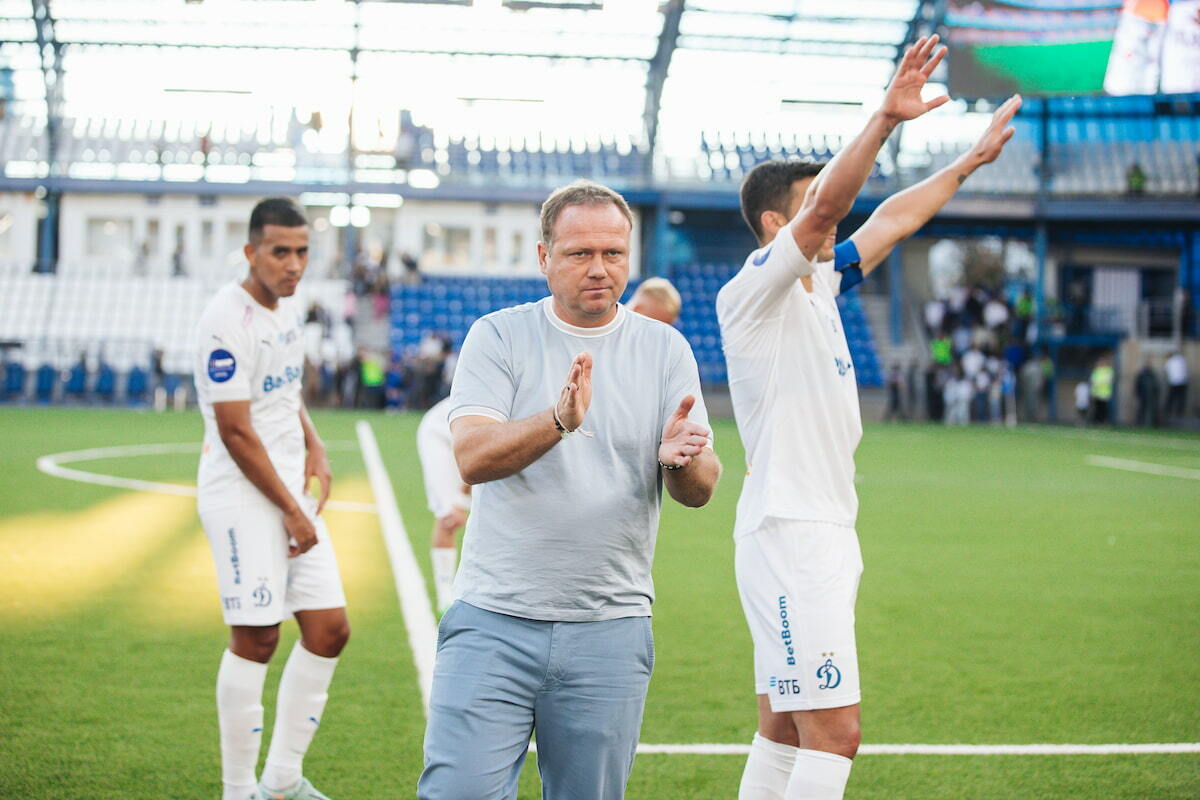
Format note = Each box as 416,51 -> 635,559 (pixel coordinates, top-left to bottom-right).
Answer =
3,362 -> 25,400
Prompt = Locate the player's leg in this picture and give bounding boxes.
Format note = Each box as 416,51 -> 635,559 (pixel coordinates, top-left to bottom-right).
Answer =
531,616 -> 653,800
418,602 -> 545,800
736,520 -> 863,800
747,698 -> 858,800
431,512 -> 461,614
203,502 -> 290,800
260,508 -> 349,799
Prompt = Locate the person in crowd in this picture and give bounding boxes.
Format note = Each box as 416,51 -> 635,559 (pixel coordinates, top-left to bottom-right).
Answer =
1090,354 -> 1114,425
1164,350 -> 1189,421
1135,359 -> 1161,427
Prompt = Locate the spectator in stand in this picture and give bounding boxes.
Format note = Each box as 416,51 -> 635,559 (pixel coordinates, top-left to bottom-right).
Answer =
944,366 -> 971,426
1164,350 -> 1189,421
359,349 -> 386,409
1074,380 -> 1090,426
930,332 -> 953,367
1014,288 -> 1034,342
1126,162 -> 1146,195
1019,350 -> 1044,422
951,319 -> 973,357
923,297 -> 946,337
1000,362 -> 1017,427
961,343 -> 985,380
1135,359 -> 1161,427
983,293 -> 1009,332
925,363 -> 946,421
399,251 -> 421,286
883,363 -> 907,421
1090,354 -> 1114,425
372,271 -> 391,320
972,367 -> 992,422
906,360 -> 920,419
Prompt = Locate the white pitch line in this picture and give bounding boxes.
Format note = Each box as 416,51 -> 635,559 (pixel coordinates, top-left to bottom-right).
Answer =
1085,455 -> 1200,481
35,441 -> 377,512
630,743 -> 1200,756
1016,427 -> 1200,452
356,419 -> 438,712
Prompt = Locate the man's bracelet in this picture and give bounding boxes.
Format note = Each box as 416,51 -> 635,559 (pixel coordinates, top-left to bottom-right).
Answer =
658,459 -> 684,471
552,405 -> 570,439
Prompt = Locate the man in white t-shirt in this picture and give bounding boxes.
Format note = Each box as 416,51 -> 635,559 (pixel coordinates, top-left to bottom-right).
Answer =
416,284 -> 682,617
194,197 -> 348,800
719,37 -> 1021,800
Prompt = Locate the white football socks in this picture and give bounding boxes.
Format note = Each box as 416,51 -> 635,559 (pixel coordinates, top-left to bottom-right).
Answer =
739,733 -> 799,800
260,642 -> 339,793
431,546 -> 458,613
785,748 -> 853,800
216,649 -> 269,800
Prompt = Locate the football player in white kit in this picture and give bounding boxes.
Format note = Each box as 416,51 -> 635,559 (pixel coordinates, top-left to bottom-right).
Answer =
195,198 -> 349,800
719,38 -> 1021,800
417,394 -> 471,614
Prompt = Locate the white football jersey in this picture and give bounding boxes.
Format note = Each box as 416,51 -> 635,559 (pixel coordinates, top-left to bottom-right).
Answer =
717,225 -> 862,536
194,281 -> 306,509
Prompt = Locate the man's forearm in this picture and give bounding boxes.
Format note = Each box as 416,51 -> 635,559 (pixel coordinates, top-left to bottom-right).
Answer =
453,410 -> 561,485
299,402 -> 324,453
883,151 -> 983,238
663,449 -> 722,508
222,427 -> 302,514
807,111 -> 897,226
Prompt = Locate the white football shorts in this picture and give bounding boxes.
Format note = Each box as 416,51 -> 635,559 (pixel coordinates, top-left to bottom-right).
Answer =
736,517 -> 863,712
416,424 -> 469,519
200,489 -> 346,626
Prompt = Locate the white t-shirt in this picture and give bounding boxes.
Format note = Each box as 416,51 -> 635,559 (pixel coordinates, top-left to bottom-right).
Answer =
717,225 -> 862,536
1166,354 -> 1188,387
194,281 -> 307,510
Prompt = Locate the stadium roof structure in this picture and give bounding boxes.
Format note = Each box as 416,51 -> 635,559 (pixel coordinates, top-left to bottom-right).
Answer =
0,0 -> 936,165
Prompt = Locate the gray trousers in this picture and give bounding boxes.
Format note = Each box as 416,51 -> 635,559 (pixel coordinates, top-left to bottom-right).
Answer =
417,601 -> 654,800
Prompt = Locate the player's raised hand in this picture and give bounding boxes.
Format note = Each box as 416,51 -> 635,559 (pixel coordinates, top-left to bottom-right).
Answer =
969,94 -> 1022,165
305,444 -> 333,514
284,505 -> 318,557
556,352 -> 593,432
658,395 -> 712,469
880,34 -> 949,123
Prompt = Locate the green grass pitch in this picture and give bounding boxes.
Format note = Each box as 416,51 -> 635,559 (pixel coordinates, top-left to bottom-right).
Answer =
0,407 -> 1197,799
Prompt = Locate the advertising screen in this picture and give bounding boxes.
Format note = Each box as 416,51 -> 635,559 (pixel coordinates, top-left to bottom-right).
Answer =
946,0 -> 1200,97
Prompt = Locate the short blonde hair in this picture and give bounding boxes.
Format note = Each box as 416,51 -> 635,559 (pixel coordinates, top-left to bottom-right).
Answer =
540,179 -> 634,247
630,277 -> 682,317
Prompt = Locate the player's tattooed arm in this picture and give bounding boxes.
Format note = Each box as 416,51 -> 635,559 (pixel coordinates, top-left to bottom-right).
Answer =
791,35 -> 949,261
214,400 -> 318,556
451,353 -> 592,485
300,401 -> 333,514
848,94 -> 1022,275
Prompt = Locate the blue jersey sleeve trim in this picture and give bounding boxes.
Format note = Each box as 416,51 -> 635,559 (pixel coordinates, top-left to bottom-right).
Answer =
834,239 -> 863,294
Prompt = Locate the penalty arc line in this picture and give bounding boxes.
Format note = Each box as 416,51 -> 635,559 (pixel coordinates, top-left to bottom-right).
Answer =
33,440 -> 1200,756
356,419 -> 439,713
35,441 -> 377,513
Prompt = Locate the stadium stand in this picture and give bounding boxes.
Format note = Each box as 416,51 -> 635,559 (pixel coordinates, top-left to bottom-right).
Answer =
389,269 -> 882,389
0,264 -> 352,404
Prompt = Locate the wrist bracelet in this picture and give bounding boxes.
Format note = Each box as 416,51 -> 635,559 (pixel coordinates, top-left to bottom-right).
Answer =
658,459 -> 684,471
552,406 -> 571,439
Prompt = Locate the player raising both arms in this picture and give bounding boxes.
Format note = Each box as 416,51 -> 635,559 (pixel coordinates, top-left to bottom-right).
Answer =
719,36 -> 1021,800
195,198 -> 349,800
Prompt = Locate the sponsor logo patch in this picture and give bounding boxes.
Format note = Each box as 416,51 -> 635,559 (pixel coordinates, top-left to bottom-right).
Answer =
207,349 -> 237,383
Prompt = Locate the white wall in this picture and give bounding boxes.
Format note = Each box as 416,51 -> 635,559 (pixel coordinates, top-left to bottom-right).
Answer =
0,190 -> 644,279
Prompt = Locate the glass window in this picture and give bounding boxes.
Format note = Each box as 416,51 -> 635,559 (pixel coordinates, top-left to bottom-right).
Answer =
86,218 -> 134,259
